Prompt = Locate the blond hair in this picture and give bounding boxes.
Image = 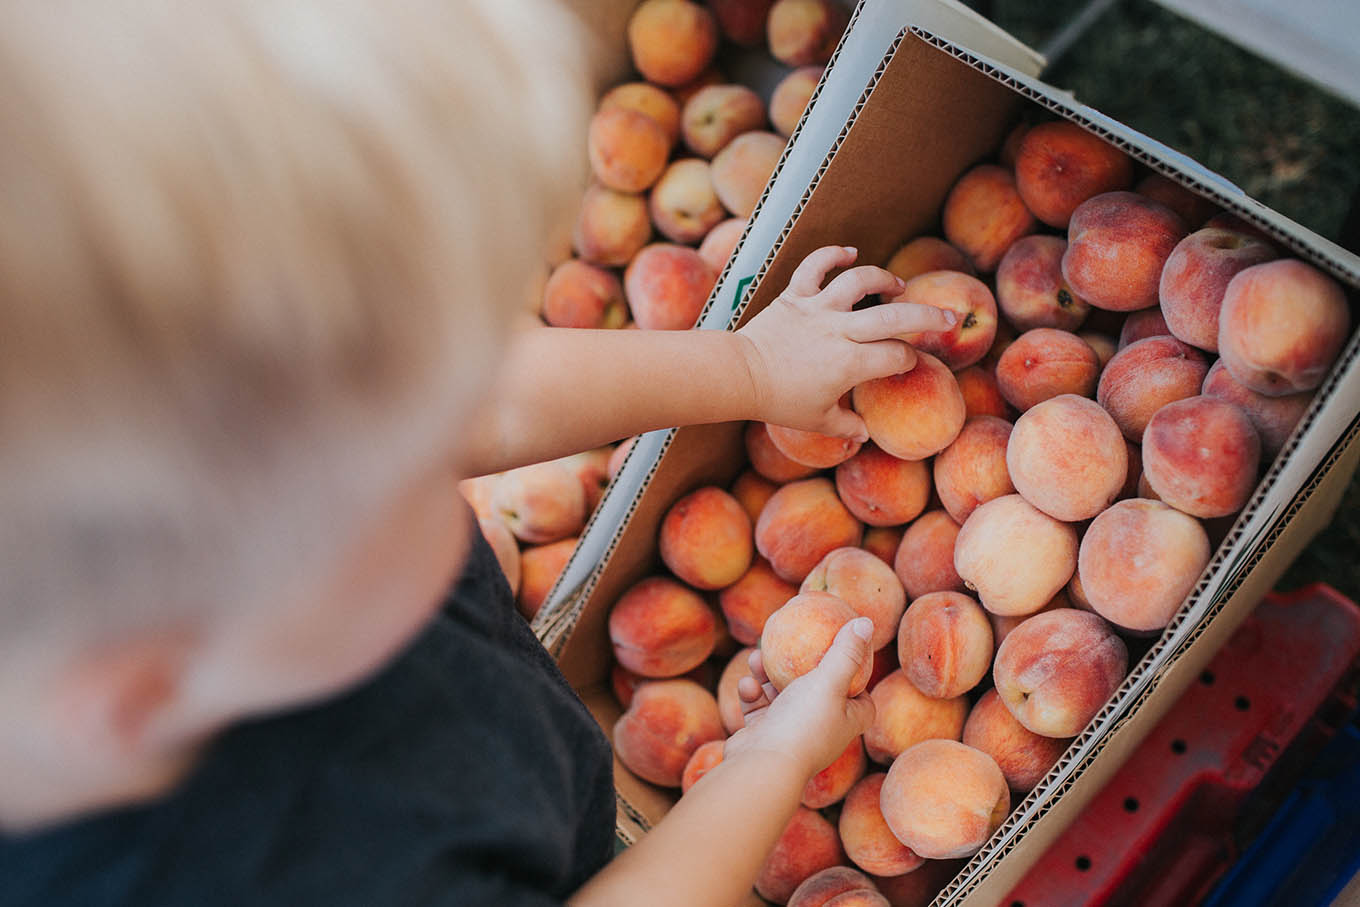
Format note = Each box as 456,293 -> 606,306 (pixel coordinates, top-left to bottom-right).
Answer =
0,1 -> 590,644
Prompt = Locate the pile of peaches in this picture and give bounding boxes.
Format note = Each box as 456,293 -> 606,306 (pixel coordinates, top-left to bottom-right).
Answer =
606,114 -> 1352,904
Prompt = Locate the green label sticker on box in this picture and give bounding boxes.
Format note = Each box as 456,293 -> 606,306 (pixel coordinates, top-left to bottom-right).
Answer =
733,274 -> 754,309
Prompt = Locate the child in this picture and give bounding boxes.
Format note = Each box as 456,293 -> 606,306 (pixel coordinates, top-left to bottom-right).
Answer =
0,1 -> 951,904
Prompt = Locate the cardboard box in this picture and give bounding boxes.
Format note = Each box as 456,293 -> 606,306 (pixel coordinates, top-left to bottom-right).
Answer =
542,13 -> 1360,907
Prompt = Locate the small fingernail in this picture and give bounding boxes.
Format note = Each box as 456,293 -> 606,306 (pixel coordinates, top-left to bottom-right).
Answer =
942,309 -> 958,326
895,276 -> 907,289
853,431 -> 869,444
852,617 -> 873,641
842,245 -> 857,256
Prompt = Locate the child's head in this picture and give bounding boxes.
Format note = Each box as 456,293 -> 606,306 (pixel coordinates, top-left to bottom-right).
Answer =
0,0 -> 588,828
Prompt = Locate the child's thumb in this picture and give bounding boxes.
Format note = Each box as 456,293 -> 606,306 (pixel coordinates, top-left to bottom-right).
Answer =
817,617 -> 875,695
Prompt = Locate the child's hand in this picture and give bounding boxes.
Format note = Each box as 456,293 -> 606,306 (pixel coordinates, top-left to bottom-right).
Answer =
723,617 -> 877,780
735,246 -> 957,441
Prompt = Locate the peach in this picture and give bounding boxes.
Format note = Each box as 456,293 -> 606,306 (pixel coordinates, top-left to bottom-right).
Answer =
871,862 -> 962,907
1062,191 -> 1187,311
609,576 -> 718,677
979,317 -> 1017,374
607,436 -> 636,480
517,537 -> 578,620
660,485 -> 753,590
1202,360 -> 1313,460
933,415 -> 1015,525
1014,121 -> 1133,228
994,609 -> 1128,737
479,515 -> 521,597
731,469 -> 779,525
1136,173 -> 1218,228
995,328 -> 1100,412
1143,394 -> 1261,517
893,510 -> 965,600
802,547 -> 908,651
599,81 -> 681,146
494,460 -> 587,544
627,0 -> 720,87
1117,307 -> 1171,349
897,591 -> 993,699
610,662 -> 713,712
767,0 -> 848,66
557,446 -> 614,514
884,237 -> 975,284
867,644 -> 899,691
573,183 -> 651,267
1067,570 -> 1093,611
698,216 -> 745,274
962,688 -> 1070,793
670,64 -> 726,108
756,807 -> 846,905
1080,332 -> 1117,369
835,444 -> 931,527
1078,498 -> 1210,632
996,235 -> 1090,332
1218,258 -> 1351,395
788,866 -> 880,907
613,678 -> 724,787
711,130 -> 785,217
986,591 -> 1066,656
588,106 -> 670,193
746,421 -> 819,483
719,557 -> 797,646
853,352 -> 967,460
840,773 -> 925,877
1120,439 -> 1143,500
756,477 -> 864,583
770,65 -> 824,137
717,646 -> 756,733
942,164 -> 1037,272
541,259 -> 628,329
1098,336 -> 1210,442
825,889 -> 892,906
956,366 -> 1009,420
761,591 -> 872,693
892,270 -> 998,371
1205,211 -> 1274,242
704,0 -> 774,46
624,243 -> 717,330
863,670 -> 968,764
803,736 -> 867,809
769,423 -> 862,468
681,738 -> 725,793
954,494 -> 1078,617
681,84 -> 766,158
862,526 -> 905,567
881,739 -> 1009,859
1160,228 -> 1277,352
649,158 -> 726,244
1007,395 -> 1128,521
999,120 -> 1030,168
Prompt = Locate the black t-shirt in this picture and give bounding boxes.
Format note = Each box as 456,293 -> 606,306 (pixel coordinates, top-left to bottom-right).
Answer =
0,517 -> 616,906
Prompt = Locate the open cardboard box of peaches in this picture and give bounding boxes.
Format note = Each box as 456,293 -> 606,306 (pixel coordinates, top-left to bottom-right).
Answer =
514,2 -> 1360,905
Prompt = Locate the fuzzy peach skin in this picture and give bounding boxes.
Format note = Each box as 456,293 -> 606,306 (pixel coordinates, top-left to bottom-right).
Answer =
861,526 -> 905,567
760,591 -> 873,694
556,446 -> 614,514
933,415 -> 1015,525
746,420 -> 819,483
627,0 -> 719,87
1014,120 -> 1134,228
985,591 -> 1066,658
710,130 -> 786,218
1119,439 -> 1143,500
613,678 -> 724,787
853,351 -> 967,461
697,216 -> 745,274
1062,190 -> 1187,311
1159,227 -> 1277,352
824,888 -> 891,905
680,738 -> 726,793
788,866 -> 881,907
717,646 -> 756,733
1142,395 -> 1261,518
803,547 -> 908,651
956,366 -> 1010,420
731,469 -> 779,525
660,485 -> 753,590
954,494 -> 1078,617
493,460 -> 587,544
1007,395 -> 1128,522
1202,360 -> 1313,461
768,422 -> 863,468
880,739 -> 1009,859
1097,336 -> 1210,442
891,270 -> 998,371
587,106 -> 670,193
885,236 -> 975,284
767,0 -> 848,66
1117,307 -> 1171,349
1217,258 -> 1351,396
1078,498 -> 1210,632
863,669 -> 968,764
1080,332 -> 1117,369
756,477 -> 864,583
599,81 -> 681,146
995,327 -> 1101,412
516,537 -> 578,621
803,736 -> 868,809
897,591 -> 993,700
835,443 -> 931,527
719,556 -> 797,646
624,243 -> 717,331
649,158 -> 727,244
611,662 -> 713,711
757,806 -> 847,905
941,164 -> 1037,273
962,688 -> 1071,793
1136,172 -> 1218,228
670,64 -> 726,108
573,183 -> 652,268
839,773 -> 926,877
609,576 -> 718,677
478,515 -> 521,596
996,235 -> 1090,332
541,259 -> 628,329
681,83 -> 766,158
993,609 -> 1128,737
893,510 -> 966,601
705,0 -> 774,46
770,65 -> 824,137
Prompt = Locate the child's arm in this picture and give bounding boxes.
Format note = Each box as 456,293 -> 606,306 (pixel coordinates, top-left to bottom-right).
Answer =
568,618 -> 876,907
460,246 -> 955,477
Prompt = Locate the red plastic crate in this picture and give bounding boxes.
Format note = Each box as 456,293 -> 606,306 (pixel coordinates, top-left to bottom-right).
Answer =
1004,584 -> 1360,907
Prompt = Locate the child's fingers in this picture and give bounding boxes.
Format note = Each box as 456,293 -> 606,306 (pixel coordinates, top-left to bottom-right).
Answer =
747,647 -> 770,687
737,675 -> 775,717
844,338 -> 917,385
812,617 -> 875,696
787,245 -> 858,297
818,266 -> 906,311
841,301 -> 957,343
845,692 -> 876,736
